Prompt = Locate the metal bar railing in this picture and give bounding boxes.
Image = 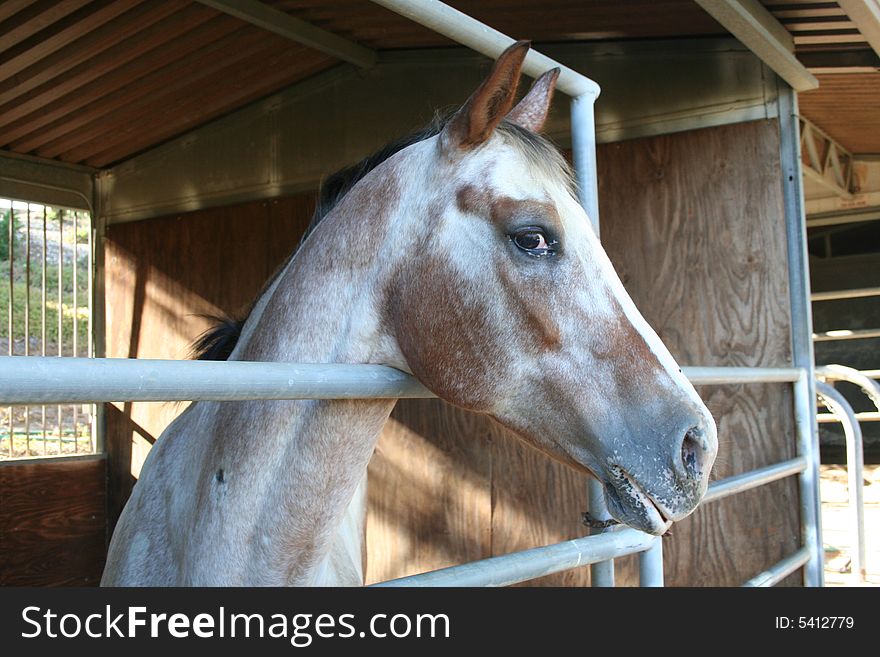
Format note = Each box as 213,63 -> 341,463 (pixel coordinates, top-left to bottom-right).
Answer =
374,455 -> 809,587
818,411 -> 880,423
371,527 -> 656,587
815,380 -> 866,585
0,358 -> 806,404
742,547 -> 812,587
0,356 -> 819,586
816,364 -> 880,410
0,356 -> 433,404
811,286 -> 880,302
702,457 -> 807,503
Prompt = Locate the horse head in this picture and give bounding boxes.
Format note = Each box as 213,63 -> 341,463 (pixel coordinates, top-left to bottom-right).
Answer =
385,42 -> 717,535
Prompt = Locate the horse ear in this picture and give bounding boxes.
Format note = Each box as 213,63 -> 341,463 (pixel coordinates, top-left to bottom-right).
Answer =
506,68 -> 559,133
441,40 -> 530,152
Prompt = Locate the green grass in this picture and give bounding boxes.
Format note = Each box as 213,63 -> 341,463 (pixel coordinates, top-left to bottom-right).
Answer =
0,249 -> 90,354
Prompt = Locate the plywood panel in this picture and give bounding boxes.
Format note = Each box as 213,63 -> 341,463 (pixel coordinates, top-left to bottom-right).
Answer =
0,456 -> 106,586
598,120 -> 800,586
365,399 -> 493,584
103,194 -> 314,529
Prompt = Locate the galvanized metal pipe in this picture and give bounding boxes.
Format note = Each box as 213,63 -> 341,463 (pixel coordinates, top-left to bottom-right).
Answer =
6,203 -> 14,456
368,0 -> 600,98
816,364 -> 880,412
778,86 -> 823,587
72,210 -> 78,453
638,537 -> 664,587
742,547 -> 812,587
0,358 -> 814,404
587,478 -> 615,587
56,209 -> 62,444
40,205 -> 46,454
24,204 -> 30,454
571,94 -> 600,234
794,372 -> 823,587
371,527 -> 655,587
0,356 -> 433,404
682,366 -> 801,385
818,411 -> 880,423
811,286 -> 880,302
815,380 -> 866,585
702,456 -> 807,504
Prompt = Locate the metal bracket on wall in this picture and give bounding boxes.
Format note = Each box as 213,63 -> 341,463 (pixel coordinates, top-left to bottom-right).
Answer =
799,116 -> 856,199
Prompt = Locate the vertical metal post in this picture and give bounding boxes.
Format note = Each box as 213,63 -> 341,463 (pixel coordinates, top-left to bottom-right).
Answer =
24,204 -> 30,455
815,381 -> 866,584
72,211 -> 78,453
87,209 -> 95,452
41,205 -> 47,455
6,204 -> 13,456
571,93 -> 601,235
587,478 -> 615,587
572,89 -> 612,585
92,183 -> 106,455
57,208 -> 63,450
778,81 -> 823,587
639,537 -> 664,587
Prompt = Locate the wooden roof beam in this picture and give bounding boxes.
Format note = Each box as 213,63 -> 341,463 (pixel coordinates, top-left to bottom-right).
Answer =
693,0 -> 819,91
194,0 -> 377,68
838,0 -> 880,58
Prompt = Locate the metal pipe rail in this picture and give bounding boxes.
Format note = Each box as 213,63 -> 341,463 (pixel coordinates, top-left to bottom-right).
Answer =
372,527 -> 657,587
815,380 -> 867,585
373,455 -> 810,587
742,547 -> 812,587
0,356 -> 820,587
816,364 -> 880,411
818,411 -> 880,423
811,286 -> 880,302
0,357 -> 806,404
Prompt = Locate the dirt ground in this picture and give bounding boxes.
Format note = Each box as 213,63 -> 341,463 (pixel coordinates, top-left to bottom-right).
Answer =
821,463 -> 880,586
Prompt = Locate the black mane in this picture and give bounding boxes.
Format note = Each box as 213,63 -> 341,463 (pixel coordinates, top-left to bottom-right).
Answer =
191,116 -> 571,362
191,119 -> 445,361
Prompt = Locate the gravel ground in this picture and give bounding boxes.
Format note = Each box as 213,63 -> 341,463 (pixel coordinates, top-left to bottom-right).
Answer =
822,463 -> 880,586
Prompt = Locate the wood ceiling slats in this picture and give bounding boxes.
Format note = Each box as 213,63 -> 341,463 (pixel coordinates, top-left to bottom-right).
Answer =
0,1 -> 874,166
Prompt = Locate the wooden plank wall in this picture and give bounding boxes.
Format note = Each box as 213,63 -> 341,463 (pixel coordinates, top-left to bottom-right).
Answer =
598,119 -> 800,586
0,457 -> 106,586
103,119 -> 800,586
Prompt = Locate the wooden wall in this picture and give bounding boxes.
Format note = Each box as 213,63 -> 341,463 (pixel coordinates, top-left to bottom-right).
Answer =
599,119 -> 799,585
0,457 -> 106,586
103,119 -> 801,586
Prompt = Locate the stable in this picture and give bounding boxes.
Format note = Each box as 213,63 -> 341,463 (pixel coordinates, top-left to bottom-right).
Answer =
2,0 -> 878,587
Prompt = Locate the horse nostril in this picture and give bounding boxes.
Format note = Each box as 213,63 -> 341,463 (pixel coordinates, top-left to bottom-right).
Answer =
680,427 -> 704,480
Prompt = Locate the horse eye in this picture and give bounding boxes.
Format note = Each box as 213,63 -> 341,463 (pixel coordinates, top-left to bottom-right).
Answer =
511,228 -> 557,257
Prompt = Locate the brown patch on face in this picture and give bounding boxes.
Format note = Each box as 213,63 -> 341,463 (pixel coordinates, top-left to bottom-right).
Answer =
455,184 -> 558,229
585,302 -> 672,401
386,254 -> 506,411
496,265 -> 561,350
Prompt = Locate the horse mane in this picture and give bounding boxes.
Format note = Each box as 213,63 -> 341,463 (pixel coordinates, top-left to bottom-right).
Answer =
191,116 -> 571,361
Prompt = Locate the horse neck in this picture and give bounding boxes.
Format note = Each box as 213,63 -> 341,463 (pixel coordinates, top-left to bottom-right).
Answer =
203,164 -> 413,584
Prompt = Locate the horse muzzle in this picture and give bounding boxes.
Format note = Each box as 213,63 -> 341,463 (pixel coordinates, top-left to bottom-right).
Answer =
600,423 -> 717,536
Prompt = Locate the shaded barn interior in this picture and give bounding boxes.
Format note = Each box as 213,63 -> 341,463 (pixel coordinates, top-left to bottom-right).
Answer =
102,118 -> 800,587
5,0 -> 879,587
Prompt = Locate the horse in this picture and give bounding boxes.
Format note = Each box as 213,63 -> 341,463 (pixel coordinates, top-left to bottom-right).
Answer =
101,41 -> 717,586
